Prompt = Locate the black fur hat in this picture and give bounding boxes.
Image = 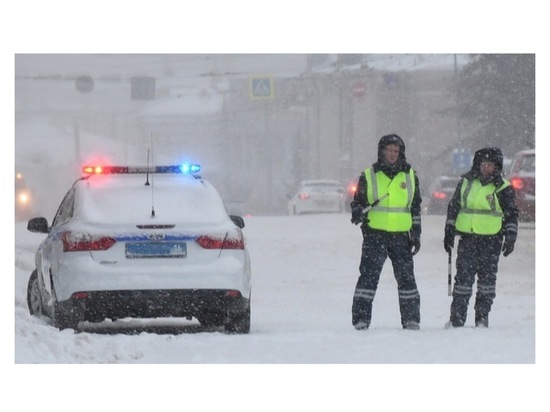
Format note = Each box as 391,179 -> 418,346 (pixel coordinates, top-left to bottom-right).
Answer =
472,147 -> 504,172
377,134 -> 406,163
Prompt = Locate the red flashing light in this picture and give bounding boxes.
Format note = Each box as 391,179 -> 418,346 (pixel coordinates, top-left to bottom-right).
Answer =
196,235 -> 245,250
298,193 -> 310,200
510,177 -> 524,190
83,166 -> 132,175
83,166 -> 104,175
62,232 -> 116,252
433,191 -> 447,200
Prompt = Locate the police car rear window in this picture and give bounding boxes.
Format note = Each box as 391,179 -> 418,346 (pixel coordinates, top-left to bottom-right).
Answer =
76,175 -> 228,225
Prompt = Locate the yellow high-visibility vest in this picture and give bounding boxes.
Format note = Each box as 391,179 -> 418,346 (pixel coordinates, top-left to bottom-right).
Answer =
364,167 -> 415,232
455,178 -> 510,235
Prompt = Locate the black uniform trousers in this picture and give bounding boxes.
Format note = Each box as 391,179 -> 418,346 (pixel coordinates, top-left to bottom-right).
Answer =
352,228 -> 421,327
450,234 -> 502,326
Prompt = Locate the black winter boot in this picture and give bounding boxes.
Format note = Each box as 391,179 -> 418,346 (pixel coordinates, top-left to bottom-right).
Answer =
445,318 -> 464,328
475,313 -> 489,328
354,320 -> 370,330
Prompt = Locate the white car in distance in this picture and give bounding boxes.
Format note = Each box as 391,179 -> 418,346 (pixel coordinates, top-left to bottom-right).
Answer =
288,180 -> 346,215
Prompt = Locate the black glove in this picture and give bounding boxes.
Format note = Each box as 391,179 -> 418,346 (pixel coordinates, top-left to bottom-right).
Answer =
409,223 -> 421,255
409,235 -> 421,256
502,235 -> 516,257
502,239 -> 514,257
351,206 -> 363,225
444,224 -> 455,253
502,224 -> 518,257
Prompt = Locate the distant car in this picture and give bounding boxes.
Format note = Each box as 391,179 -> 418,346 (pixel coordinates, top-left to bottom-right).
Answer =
288,180 -> 345,215
425,175 -> 460,215
15,173 -> 33,221
507,149 -> 535,221
26,163 -> 251,333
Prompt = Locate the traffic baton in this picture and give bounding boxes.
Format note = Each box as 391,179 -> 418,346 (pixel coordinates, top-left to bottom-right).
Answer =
447,249 -> 452,296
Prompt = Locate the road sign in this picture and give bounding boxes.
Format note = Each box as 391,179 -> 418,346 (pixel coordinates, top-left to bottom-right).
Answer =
250,76 -> 274,99
352,81 -> 366,97
75,76 -> 94,93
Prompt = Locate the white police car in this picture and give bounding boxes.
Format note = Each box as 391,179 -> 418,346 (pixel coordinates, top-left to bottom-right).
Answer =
26,163 -> 251,333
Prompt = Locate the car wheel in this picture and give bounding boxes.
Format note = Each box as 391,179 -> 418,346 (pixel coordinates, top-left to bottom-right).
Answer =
27,270 -> 45,317
224,300 -> 251,334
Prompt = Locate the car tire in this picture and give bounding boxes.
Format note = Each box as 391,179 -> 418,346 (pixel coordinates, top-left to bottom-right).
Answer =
27,270 -> 45,317
224,300 -> 251,334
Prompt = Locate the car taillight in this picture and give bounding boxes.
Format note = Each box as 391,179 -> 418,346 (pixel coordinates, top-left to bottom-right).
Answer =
71,292 -> 89,300
510,177 -> 524,190
62,232 -> 116,252
196,234 -> 245,249
433,191 -> 447,200
298,193 -> 310,200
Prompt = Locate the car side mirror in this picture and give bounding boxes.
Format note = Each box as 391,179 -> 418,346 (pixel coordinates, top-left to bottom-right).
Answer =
27,217 -> 49,233
230,215 -> 245,229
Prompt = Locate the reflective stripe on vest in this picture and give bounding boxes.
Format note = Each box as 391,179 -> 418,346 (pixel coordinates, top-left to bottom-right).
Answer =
454,178 -> 510,235
364,167 -> 415,232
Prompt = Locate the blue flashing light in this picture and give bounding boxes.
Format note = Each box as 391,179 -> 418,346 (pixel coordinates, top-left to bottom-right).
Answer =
180,163 -> 201,175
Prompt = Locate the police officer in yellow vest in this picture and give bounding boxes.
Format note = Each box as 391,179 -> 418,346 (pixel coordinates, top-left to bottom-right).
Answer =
350,134 -> 422,330
444,147 -> 518,328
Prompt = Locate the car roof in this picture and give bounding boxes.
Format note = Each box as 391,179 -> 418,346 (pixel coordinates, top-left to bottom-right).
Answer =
72,173 -> 229,226
515,149 -> 535,156
300,180 -> 342,186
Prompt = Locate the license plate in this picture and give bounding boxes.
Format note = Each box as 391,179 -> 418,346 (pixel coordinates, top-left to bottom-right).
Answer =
125,241 -> 187,258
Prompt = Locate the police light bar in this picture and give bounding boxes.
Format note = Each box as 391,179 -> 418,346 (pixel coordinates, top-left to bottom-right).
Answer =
82,163 -> 201,175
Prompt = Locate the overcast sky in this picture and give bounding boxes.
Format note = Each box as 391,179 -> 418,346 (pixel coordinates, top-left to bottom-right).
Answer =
4,1 -> 548,210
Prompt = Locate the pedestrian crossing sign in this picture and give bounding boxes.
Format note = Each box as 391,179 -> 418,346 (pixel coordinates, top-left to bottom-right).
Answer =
250,76 -> 274,99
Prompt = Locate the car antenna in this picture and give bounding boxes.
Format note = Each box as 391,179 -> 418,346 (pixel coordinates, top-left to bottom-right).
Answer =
145,149 -> 151,186
218,232 -> 229,258
149,134 -> 155,217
